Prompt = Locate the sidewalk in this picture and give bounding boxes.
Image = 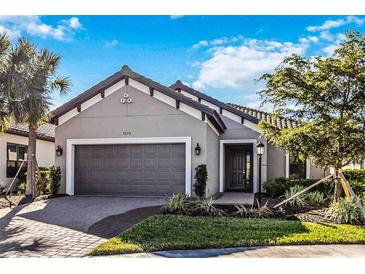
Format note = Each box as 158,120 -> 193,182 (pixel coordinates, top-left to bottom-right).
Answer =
104,245 -> 365,258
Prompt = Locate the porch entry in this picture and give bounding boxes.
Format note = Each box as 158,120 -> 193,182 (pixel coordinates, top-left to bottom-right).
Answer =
224,144 -> 253,192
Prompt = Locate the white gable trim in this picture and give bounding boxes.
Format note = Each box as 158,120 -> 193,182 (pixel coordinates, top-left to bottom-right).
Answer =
58,80 -> 126,126
57,78 -> 216,131
128,79 -> 220,135
179,88 -> 262,134
66,136 -> 192,196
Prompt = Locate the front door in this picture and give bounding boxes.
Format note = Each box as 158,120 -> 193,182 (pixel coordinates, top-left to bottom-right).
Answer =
229,153 -> 245,190
226,145 -> 253,191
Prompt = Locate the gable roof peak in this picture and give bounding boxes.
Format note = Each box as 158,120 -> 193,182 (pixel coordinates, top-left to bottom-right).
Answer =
175,80 -> 183,85
121,64 -> 132,74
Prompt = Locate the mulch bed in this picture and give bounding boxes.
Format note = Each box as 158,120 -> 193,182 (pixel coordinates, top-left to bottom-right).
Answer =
213,195 -> 333,224
0,195 -> 30,209
0,194 -> 66,209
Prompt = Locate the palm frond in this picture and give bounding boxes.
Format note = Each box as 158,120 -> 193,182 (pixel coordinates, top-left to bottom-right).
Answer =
51,76 -> 71,95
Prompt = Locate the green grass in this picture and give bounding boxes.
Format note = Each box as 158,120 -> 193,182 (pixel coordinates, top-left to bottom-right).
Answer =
91,215 -> 365,255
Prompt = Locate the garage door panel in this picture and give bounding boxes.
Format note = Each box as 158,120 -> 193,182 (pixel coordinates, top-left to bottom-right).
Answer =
75,143 -> 185,195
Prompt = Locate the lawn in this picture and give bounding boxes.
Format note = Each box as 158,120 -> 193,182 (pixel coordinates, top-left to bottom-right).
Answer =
91,215 -> 365,255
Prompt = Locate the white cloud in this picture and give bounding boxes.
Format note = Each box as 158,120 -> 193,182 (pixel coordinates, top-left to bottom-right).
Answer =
322,32 -> 348,55
306,16 -> 364,32
192,35 -> 244,49
0,16 -> 82,41
104,39 -> 118,48
192,38 -> 310,91
68,17 -> 82,29
192,40 -> 209,49
170,15 -> 184,20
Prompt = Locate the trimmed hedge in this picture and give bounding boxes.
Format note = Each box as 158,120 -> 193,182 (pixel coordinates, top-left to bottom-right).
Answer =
264,174 -> 365,198
264,177 -> 334,198
343,169 -> 365,182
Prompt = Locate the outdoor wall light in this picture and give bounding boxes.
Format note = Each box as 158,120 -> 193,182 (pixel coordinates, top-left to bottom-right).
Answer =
256,141 -> 265,156
56,145 -> 63,157
195,143 -> 201,156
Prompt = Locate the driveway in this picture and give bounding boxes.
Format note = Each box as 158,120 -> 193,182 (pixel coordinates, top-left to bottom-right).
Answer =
0,196 -> 166,258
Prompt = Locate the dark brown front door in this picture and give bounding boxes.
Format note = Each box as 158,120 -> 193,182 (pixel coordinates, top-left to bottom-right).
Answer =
229,153 -> 246,190
225,144 -> 253,191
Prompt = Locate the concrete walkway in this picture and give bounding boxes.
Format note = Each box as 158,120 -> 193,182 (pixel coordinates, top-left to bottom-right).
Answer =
109,245 -> 365,258
0,196 -> 165,258
214,192 -> 254,205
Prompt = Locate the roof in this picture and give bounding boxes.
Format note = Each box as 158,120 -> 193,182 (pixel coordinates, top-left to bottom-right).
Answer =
228,103 -> 298,129
6,122 -> 55,142
170,80 -> 260,124
51,65 -> 226,133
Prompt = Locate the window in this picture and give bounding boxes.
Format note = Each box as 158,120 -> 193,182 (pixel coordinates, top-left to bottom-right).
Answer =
289,157 -> 306,179
6,143 -> 28,178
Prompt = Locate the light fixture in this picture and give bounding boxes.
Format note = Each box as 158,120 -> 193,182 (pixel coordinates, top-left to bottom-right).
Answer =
195,143 -> 201,156
56,145 -> 63,157
256,141 -> 265,204
256,141 -> 265,156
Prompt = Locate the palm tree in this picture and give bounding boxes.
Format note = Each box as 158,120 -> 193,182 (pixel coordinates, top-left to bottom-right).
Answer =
0,33 -> 70,198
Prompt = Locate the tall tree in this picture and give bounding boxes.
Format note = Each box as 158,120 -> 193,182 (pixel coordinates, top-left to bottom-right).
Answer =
0,33 -> 70,197
259,30 -> 365,200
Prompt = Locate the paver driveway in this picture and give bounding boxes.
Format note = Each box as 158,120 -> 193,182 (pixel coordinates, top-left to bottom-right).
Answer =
0,196 -> 166,258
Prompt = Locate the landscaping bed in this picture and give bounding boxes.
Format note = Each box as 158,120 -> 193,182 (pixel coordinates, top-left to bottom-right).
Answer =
91,214 -> 365,255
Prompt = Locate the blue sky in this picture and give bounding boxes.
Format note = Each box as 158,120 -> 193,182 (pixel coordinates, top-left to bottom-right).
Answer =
1,15 -> 365,109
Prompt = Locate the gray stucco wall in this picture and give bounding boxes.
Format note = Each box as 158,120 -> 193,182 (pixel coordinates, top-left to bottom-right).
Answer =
267,143 -> 286,180
55,85 -> 215,194
205,125 -> 219,197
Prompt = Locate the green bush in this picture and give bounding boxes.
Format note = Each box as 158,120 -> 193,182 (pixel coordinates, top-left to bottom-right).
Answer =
194,164 -> 208,198
162,193 -> 222,216
47,166 -> 61,196
349,181 -> 365,195
343,169 -> 365,182
264,177 -> 335,198
284,185 -> 307,206
326,197 -> 365,224
17,181 -> 26,195
234,201 -> 273,218
305,191 -> 326,206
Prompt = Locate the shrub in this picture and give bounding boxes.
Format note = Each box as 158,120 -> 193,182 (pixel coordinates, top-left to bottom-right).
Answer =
193,198 -> 223,216
163,193 -> 190,214
284,185 -> 307,206
194,164 -> 208,198
264,177 -> 335,198
343,169 -> 365,182
163,193 -> 221,216
16,166 -> 50,195
254,201 -> 273,218
305,191 -> 326,206
234,201 -> 272,218
17,181 -> 26,195
349,181 -> 365,196
47,166 -> 61,196
326,197 -> 365,224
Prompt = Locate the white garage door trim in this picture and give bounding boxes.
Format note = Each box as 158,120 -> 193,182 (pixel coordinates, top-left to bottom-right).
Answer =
66,137 -> 192,195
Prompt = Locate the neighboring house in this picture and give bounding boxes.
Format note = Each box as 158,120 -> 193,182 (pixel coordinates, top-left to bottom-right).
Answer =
50,65 -> 326,197
0,122 -> 55,192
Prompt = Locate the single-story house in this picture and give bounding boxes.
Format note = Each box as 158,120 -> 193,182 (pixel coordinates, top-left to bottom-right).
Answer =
0,122 -> 55,192
50,65 -> 326,197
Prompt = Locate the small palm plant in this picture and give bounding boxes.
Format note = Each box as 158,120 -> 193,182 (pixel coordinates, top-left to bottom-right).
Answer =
0,33 -> 70,197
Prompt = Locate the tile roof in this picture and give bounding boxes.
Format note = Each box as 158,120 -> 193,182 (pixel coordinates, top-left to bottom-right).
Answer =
170,80 -> 260,124
6,121 -> 55,141
228,103 -> 298,129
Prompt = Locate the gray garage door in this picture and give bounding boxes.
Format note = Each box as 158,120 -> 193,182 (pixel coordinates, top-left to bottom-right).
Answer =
74,143 -> 186,196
